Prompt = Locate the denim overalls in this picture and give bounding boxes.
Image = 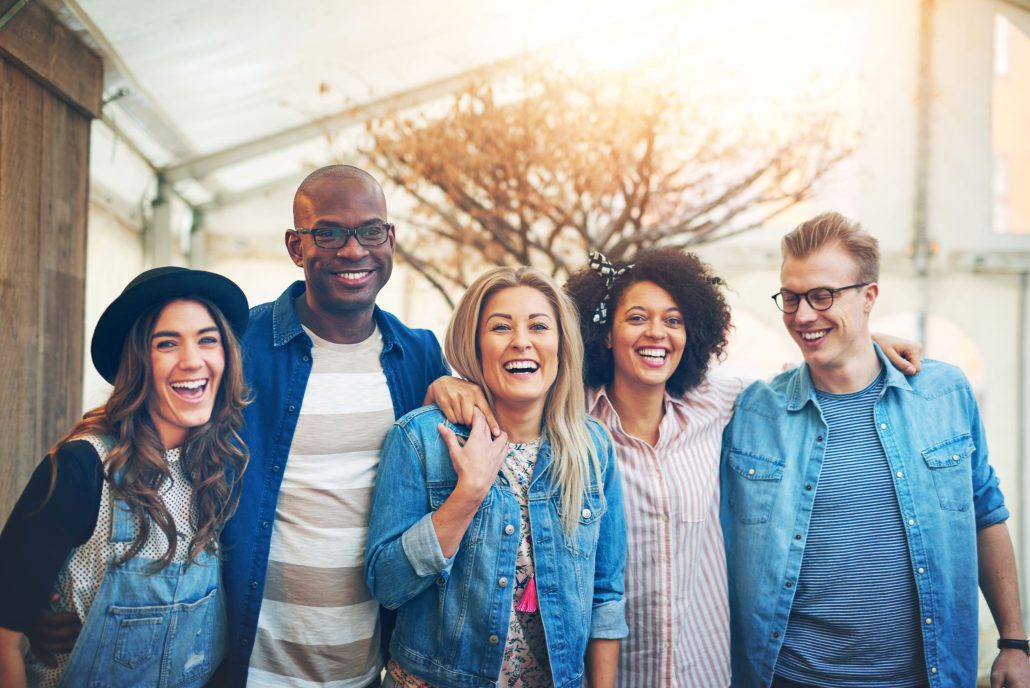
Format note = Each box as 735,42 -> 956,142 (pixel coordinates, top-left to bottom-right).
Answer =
52,454 -> 226,687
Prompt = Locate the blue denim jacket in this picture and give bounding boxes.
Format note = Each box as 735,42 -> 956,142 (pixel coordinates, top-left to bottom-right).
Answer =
219,281 -> 450,686
365,406 -> 628,688
719,345 -> 1009,688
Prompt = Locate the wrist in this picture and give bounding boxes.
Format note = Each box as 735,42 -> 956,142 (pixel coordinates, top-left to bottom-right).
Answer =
450,480 -> 490,506
998,638 -> 1030,657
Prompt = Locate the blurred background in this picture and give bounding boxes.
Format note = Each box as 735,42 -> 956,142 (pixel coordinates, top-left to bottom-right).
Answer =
1,0 -> 1028,680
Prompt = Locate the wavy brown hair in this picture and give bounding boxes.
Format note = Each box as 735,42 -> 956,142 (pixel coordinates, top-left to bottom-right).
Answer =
43,296 -> 249,570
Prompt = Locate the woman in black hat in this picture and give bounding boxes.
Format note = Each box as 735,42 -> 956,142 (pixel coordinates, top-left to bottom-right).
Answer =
0,267 -> 250,688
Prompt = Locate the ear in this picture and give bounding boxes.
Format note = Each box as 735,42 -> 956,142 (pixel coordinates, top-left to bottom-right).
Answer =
863,282 -> 879,314
386,223 -> 397,250
285,230 -> 304,267
605,330 -> 612,349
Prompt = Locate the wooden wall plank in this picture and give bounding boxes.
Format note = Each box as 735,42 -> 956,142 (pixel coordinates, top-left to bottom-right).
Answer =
0,59 -> 45,523
0,0 -> 102,118
38,92 -> 88,454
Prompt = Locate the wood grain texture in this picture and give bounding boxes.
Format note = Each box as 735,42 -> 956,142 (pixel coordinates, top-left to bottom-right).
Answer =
0,0 -> 102,117
0,61 -> 45,523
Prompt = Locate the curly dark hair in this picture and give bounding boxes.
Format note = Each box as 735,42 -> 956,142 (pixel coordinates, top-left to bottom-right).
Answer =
566,248 -> 732,396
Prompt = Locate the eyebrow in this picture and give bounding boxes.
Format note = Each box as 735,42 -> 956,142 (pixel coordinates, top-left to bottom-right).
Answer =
625,305 -> 682,313
151,326 -> 220,339
485,313 -> 553,320
312,219 -> 385,227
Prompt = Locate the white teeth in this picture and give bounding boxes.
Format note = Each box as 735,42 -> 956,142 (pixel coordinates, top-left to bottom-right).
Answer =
637,348 -> 667,359
800,331 -> 828,341
504,361 -> 539,372
171,379 -> 206,390
337,271 -> 370,279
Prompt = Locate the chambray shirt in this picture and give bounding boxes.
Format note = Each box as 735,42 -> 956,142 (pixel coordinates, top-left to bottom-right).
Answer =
218,281 -> 450,686
365,406 -> 628,688
720,345 -> 1009,688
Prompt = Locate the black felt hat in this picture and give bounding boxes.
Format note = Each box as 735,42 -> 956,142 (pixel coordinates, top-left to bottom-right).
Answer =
90,267 -> 250,384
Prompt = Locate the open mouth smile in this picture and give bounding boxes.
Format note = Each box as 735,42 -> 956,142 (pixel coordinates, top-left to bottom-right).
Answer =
170,379 -> 209,401
333,270 -> 373,284
636,347 -> 670,368
798,329 -> 830,346
503,360 -> 540,377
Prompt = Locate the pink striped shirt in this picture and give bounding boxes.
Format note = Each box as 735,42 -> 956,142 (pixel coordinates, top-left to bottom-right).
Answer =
589,377 -> 746,688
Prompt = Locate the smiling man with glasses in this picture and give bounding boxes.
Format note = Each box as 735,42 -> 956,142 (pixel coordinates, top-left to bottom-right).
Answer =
216,165 -> 451,688
720,212 -> 1029,688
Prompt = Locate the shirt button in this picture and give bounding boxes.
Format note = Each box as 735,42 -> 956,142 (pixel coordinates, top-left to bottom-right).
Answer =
931,667 -> 937,674
504,524 -> 515,535
288,404 -> 297,413
816,435 -> 824,442
498,577 -> 509,587
488,634 -> 499,644
785,581 -> 793,588
582,509 -> 591,519
772,631 -> 780,638
272,465 -> 281,473
748,469 -> 756,476
794,534 -> 802,541
805,484 -> 813,491
925,617 -> 933,625
908,519 -> 916,526
250,580 -> 259,589
302,355 -> 311,362
241,637 -> 250,646
896,471 -> 903,478
952,454 -> 960,461
262,521 -> 270,529
917,567 -> 925,574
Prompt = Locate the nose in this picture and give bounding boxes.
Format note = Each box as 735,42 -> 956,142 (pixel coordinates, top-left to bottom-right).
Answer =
336,233 -> 370,260
178,342 -> 204,370
510,325 -> 532,351
644,318 -> 666,339
793,299 -> 819,324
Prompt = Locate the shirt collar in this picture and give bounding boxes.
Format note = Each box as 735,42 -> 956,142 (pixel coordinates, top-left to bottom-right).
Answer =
786,342 -> 913,411
270,280 -> 399,354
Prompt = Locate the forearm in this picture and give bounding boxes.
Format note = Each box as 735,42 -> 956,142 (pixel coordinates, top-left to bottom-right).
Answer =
978,522 -> 1027,637
0,628 -> 27,688
585,638 -> 619,688
431,484 -> 486,558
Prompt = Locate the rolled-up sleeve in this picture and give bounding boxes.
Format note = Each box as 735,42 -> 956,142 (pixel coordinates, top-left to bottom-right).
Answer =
966,387 -> 1009,530
365,424 -> 455,610
589,428 -> 628,639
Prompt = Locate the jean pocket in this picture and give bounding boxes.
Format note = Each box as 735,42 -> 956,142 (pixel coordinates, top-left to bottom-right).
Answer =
552,488 -> 606,558
111,608 -> 168,669
726,449 -> 784,524
167,586 -> 223,687
921,434 -> 974,511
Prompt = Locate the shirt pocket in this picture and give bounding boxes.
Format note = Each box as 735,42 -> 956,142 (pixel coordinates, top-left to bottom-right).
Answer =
726,449 -> 785,525
921,434 -> 974,512
552,487 -> 607,558
428,482 -> 494,545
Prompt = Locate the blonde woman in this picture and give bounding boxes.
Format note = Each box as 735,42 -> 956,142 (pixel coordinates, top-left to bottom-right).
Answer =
365,266 -> 627,688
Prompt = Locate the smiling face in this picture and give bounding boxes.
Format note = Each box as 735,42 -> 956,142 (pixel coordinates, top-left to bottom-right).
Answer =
287,175 -> 395,319
608,280 -> 687,394
477,286 -> 560,416
780,243 -> 877,375
146,299 -> 226,449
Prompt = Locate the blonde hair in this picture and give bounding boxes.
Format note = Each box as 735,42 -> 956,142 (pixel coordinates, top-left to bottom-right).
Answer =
445,266 -> 603,533
781,211 -> 880,283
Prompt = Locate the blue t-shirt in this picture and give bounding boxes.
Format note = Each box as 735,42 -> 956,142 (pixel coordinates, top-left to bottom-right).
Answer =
775,368 -> 926,687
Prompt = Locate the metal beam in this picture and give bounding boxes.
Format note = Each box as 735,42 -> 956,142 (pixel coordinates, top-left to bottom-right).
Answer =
163,56 -> 524,184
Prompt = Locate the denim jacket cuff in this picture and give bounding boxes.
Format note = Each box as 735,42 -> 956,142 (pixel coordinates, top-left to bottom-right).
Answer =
401,512 -> 455,578
975,504 -> 1010,531
589,599 -> 629,639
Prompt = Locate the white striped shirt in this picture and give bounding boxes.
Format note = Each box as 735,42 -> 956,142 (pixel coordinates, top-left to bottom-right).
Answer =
248,326 -> 395,688
589,377 -> 746,688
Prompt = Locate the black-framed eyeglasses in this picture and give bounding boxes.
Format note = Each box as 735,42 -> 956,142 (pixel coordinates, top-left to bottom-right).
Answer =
771,283 -> 870,314
293,223 -> 394,249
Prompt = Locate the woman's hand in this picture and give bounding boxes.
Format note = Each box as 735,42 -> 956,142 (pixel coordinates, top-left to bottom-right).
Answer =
425,376 -> 501,437
0,626 -> 27,688
871,332 -> 922,375
431,408 -> 508,557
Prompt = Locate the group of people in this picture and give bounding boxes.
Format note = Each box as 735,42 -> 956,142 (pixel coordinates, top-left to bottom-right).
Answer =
0,163 -> 1026,688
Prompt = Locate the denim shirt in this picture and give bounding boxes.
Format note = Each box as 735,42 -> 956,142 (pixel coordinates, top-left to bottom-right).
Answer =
719,344 -> 1009,688
365,406 -> 628,688
219,281 -> 450,686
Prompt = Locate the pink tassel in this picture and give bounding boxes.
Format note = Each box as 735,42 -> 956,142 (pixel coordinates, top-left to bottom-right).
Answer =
515,576 -> 539,613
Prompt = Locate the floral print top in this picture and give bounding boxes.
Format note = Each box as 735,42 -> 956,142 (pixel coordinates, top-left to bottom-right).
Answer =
387,439 -> 553,688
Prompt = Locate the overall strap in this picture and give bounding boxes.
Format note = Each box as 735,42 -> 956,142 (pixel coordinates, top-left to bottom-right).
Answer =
98,434 -> 136,545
